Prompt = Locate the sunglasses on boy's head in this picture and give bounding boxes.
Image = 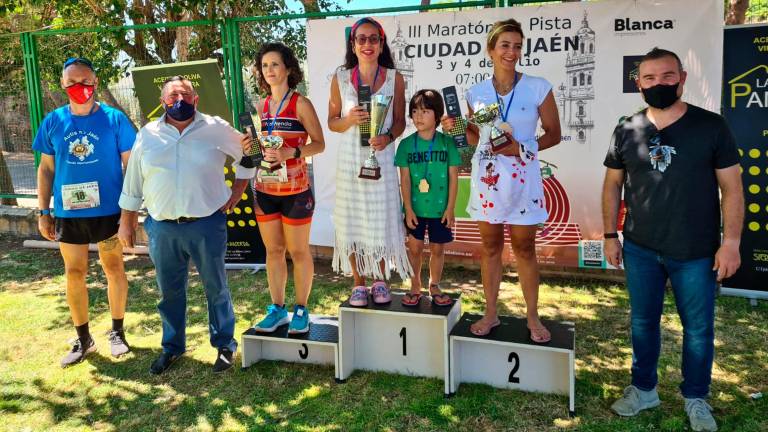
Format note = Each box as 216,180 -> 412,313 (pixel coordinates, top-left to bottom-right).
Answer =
63,57 -> 95,71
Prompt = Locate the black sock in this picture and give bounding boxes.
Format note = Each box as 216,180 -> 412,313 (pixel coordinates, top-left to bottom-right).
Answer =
75,322 -> 91,343
112,318 -> 124,332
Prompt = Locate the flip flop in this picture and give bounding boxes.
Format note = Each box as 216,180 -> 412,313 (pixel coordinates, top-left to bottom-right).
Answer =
527,324 -> 552,344
428,283 -> 453,307
401,292 -> 422,307
470,318 -> 501,336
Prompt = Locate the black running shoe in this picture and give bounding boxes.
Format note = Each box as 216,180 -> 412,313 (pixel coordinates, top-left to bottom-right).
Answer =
60,338 -> 97,368
149,352 -> 181,375
212,348 -> 234,373
108,330 -> 131,357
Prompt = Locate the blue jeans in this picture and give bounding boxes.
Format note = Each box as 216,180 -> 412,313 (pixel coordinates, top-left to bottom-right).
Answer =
145,212 -> 237,355
623,239 -> 717,399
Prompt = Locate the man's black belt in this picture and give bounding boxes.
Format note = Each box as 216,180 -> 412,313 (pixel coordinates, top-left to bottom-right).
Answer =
163,216 -> 200,224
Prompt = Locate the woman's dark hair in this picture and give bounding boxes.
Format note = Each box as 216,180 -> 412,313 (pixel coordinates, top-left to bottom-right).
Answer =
408,89 -> 445,120
343,17 -> 396,70
487,18 -> 524,50
254,42 -> 304,93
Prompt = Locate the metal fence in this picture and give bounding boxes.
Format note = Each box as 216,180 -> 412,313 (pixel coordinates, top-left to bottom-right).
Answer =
0,0 -> 520,202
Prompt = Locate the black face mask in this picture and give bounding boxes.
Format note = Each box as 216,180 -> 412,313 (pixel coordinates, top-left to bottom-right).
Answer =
641,83 -> 680,109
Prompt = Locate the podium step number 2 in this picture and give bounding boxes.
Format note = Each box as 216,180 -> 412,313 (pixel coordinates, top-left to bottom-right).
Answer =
450,313 -> 576,416
241,316 -> 340,380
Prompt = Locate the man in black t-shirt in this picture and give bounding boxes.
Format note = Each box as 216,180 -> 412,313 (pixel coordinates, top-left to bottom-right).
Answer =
602,48 -> 743,432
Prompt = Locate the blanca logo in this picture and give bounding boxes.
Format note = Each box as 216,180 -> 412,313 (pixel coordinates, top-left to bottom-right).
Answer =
615,18 -> 674,32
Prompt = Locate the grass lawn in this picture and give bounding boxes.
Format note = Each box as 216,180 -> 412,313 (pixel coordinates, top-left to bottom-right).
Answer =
0,233 -> 766,431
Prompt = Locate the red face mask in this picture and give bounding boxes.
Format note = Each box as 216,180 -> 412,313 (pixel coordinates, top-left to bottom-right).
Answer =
65,83 -> 95,104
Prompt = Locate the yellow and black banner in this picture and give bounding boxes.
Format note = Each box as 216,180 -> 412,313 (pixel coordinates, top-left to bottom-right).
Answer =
131,59 -> 265,266
722,24 -> 768,293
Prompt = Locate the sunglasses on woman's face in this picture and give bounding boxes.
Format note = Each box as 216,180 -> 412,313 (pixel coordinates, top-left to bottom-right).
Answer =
354,34 -> 381,46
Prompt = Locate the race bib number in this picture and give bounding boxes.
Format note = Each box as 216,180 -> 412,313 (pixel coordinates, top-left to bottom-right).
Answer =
62,181 -> 100,210
257,164 -> 289,184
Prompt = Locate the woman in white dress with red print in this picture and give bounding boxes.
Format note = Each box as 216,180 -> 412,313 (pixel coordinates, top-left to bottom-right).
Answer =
442,19 -> 562,341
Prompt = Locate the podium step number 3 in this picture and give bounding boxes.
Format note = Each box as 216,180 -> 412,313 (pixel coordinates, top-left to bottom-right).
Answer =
450,313 -> 576,416
338,292 -> 461,394
241,316 -> 340,380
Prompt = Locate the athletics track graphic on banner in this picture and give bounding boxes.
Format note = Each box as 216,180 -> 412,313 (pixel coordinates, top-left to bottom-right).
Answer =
307,0 -> 723,268
131,60 -> 266,267
721,24 -> 768,296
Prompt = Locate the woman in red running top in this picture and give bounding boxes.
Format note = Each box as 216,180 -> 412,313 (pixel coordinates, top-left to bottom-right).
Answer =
246,42 -> 325,335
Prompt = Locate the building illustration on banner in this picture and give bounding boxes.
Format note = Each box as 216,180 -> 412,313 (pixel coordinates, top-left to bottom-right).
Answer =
556,11 -> 595,145
390,21 -> 416,107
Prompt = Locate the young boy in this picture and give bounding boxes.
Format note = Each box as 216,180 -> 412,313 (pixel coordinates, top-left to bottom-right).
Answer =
395,89 -> 460,307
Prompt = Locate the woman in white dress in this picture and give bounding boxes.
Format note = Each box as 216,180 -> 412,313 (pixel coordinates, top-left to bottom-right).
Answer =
442,19 -> 561,341
327,17 -> 411,306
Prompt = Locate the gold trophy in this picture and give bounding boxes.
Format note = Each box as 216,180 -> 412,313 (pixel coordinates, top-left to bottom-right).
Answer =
468,103 -> 515,153
358,94 -> 393,180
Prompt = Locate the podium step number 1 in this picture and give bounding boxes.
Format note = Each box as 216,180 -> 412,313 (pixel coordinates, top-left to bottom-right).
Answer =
338,292 -> 461,394
241,316 -> 340,380
450,313 -> 576,416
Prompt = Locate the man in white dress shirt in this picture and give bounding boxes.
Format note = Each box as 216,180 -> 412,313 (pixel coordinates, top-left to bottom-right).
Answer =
118,76 -> 255,374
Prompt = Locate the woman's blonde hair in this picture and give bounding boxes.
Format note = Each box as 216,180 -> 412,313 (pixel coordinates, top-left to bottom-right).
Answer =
487,19 -> 524,50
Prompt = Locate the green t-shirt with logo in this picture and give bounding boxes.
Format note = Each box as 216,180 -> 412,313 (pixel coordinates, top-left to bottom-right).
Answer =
394,131 -> 461,218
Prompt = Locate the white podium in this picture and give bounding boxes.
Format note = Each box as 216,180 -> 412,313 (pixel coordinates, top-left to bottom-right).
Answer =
449,313 -> 576,416
241,315 -> 340,379
338,292 -> 461,394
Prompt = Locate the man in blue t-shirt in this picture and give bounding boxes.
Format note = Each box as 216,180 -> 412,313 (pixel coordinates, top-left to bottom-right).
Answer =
33,57 -> 136,367
602,48 -> 743,432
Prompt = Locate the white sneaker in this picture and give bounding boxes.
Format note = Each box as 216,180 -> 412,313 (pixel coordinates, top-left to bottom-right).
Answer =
611,385 -> 661,416
685,398 -> 717,431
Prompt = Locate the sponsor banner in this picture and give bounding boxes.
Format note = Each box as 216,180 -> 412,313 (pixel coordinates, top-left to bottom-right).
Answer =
131,60 -> 266,266
721,24 -> 768,293
307,0 -> 723,267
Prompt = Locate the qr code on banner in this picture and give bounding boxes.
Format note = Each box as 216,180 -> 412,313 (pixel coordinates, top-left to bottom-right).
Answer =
581,240 -> 604,261
579,240 -> 606,268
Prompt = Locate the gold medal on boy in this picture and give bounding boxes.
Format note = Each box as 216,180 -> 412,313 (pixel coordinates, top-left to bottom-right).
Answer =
418,178 -> 430,193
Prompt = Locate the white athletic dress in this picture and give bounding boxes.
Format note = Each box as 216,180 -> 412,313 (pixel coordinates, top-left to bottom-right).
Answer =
465,74 -> 552,225
331,67 -> 411,280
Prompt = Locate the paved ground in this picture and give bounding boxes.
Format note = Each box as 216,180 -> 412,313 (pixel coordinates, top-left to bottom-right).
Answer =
3,151 -> 36,195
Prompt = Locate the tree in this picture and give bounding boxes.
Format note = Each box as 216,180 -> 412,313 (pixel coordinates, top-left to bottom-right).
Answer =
0,0 -> 340,201
726,0 -> 749,24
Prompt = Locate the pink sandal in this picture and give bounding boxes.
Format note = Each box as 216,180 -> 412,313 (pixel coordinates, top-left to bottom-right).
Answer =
370,281 -> 391,304
348,286 -> 369,307
470,317 -> 501,336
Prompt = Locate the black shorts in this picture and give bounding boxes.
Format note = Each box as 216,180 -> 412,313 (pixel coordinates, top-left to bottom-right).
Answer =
255,189 -> 314,225
406,216 -> 454,244
55,213 -> 120,245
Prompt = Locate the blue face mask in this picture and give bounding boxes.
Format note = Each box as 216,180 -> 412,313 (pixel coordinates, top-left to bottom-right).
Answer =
165,99 -> 196,121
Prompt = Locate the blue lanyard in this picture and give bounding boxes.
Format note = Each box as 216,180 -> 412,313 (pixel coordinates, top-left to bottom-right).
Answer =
413,132 -> 436,179
494,72 -> 517,123
355,65 -> 380,91
265,91 -> 291,136
69,102 -> 98,131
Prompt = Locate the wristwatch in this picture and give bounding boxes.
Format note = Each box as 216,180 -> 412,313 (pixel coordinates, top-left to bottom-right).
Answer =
293,147 -> 302,159
386,131 -> 395,142
603,232 -> 619,239
38,209 -> 51,216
